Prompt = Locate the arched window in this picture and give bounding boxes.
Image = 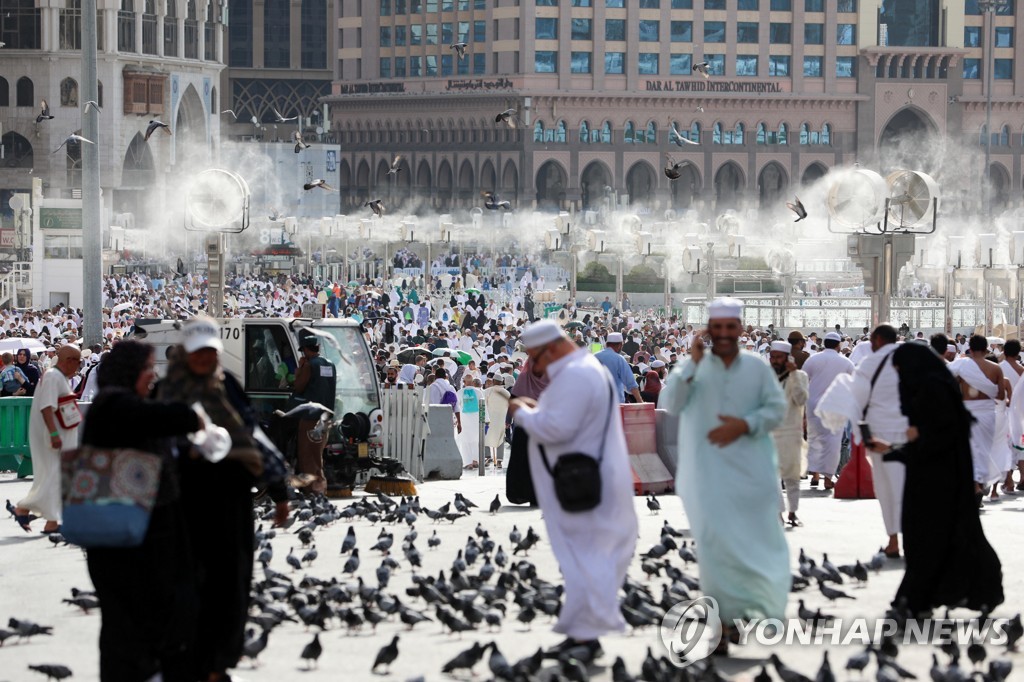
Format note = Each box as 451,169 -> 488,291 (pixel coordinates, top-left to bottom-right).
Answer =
689,121 -> 701,143
579,120 -> 589,143
600,121 -> 612,143
555,120 -> 566,143
979,124 -> 988,146
16,77 -> 33,107
712,122 -> 723,144
734,122 -> 744,145
756,123 -> 767,145
778,122 -> 788,144
645,121 -> 657,143
0,77 -> 8,107
534,120 -> 544,142
799,123 -> 810,145
624,121 -> 635,144
1000,125 -> 1010,146
821,123 -> 831,145
60,77 -> 79,106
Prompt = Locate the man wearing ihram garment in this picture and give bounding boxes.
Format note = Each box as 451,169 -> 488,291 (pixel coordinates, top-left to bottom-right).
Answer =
660,297 -> 790,656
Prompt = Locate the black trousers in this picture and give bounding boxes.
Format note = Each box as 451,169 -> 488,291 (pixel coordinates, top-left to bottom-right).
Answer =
87,502 -> 197,682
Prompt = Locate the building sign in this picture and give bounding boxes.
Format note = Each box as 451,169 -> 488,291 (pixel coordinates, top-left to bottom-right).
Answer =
0,230 -> 14,248
338,82 -> 406,94
445,78 -> 513,91
645,80 -> 783,93
39,207 -> 83,229
301,303 -> 326,319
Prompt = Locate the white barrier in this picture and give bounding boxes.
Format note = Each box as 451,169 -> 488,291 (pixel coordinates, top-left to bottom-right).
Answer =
380,385 -> 429,481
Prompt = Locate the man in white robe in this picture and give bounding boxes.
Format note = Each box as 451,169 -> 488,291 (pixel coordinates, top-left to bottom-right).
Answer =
510,320 -> 637,656
801,332 -> 854,490
660,298 -> 789,650
949,335 -> 1005,500
998,340 -> 1023,492
768,341 -> 809,527
456,379 -> 485,468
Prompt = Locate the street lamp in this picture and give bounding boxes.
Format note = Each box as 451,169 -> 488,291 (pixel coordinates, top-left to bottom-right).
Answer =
978,0 -> 1008,214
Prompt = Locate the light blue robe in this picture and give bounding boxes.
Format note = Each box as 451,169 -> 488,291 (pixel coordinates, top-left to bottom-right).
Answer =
660,350 -> 790,622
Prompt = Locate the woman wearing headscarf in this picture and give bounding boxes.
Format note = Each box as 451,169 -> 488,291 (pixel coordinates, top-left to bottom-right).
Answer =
15,348 -> 41,396
871,343 -> 1003,616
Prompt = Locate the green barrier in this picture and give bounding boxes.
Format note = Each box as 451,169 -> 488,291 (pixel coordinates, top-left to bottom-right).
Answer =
0,397 -> 33,478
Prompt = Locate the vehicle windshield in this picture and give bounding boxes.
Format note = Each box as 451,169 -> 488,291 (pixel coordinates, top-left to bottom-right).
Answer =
316,325 -> 380,417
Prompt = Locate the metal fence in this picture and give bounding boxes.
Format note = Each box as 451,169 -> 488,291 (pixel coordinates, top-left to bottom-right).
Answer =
380,386 -> 429,481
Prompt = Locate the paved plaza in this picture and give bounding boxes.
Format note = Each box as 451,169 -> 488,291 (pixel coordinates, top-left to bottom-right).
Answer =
1,470 -> 1021,681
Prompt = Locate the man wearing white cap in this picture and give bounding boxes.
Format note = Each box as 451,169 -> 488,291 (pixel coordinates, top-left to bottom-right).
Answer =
660,297 -> 789,652
594,331 -> 643,403
801,331 -> 854,490
508,319 -> 637,656
768,341 -> 809,527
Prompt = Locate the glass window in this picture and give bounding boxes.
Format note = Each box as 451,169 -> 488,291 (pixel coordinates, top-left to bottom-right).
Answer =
263,0 -> 290,68
410,24 -> 422,44
670,53 -> 692,74
624,121 -> 635,143
836,0 -> 855,11
572,0 -> 592,5
381,0 -> 392,14
822,123 -> 831,145
600,122 -> 612,142
536,17 -> 557,39
555,120 -> 567,142
705,53 -> 725,75
756,123 -> 766,144
768,55 -> 790,76
410,55 -> 421,76
458,52 -> 469,74
778,122 -> 788,144
580,121 -> 590,143
474,20 -> 485,41
645,121 -> 657,143
426,54 -> 438,75
427,0 -> 437,10
606,0 -> 624,6
996,27 -> 1013,47
770,23 -> 791,43
713,122 -> 722,144
995,58 -> 1013,79
426,23 -> 438,44
836,56 -> 856,78
671,21 -> 692,42
441,22 -> 452,43
803,56 -> 822,77
380,26 -> 391,46
395,56 -> 406,76
410,0 -> 422,12
639,20 -> 660,42
441,53 -> 453,75
963,57 -> 980,79
473,52 -> 485,74
571,51 -> 592,73
738,0 -> 758,8
442,0 -> 452,9
704,0 -> 724,8
837,24 -> 855,45
804,23 -> 823,44
964,26 -> 981,47
671,0 -> 691,7
770,0 -> 791,8
689,121 -> 701,143
736,55 -> 758,76
605,51 -> 625,73
639,0 -> 659,7
535,50 -> 557,73
536,0 -> 556,4
380,57 -> 391,78
606,19 -> 625,41
734,123 -> 744,144
804,0 -> 822,10
638,52 -> 659,74
458,21 -> 469,40
799,123 -> 809,145
704,21 -> 725,43
737,22 -> 758,43
571,18 -> 592,40
395,25 -> 406,45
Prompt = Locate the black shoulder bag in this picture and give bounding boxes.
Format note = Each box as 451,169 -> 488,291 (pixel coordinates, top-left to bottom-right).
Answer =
537,377 -> 616,513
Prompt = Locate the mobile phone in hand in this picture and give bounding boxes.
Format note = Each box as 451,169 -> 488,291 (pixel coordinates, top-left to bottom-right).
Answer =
858,420 -> 873,444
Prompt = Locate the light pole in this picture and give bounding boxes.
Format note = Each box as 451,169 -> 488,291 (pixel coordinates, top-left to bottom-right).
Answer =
979,0 -> 1007,214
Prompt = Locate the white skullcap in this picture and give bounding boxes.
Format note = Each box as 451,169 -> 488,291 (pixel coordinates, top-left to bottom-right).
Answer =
606,332 -> 623,344
707,297 -> 743,320
520,320 -> 564,349
824,332 -> 842,342
947,344 -> 957,353
770,341 -> 792,353
651,360 -> 666,368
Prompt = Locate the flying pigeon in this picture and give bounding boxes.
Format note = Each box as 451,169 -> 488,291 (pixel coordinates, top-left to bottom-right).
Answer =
692,61 -> 711,79
664,155 -> 684,180
250,115 -> 259,126
695,105 -> 705,112
268,208 -> 281,222
220,109 -> 239,119
36,100 -> 54,123
83,100 -> 100,114
450,42 -> 468,60
670,127 -> 698,146
144,119 -> 171,141
292,131 -> 310,153
386,155 -> 403,175
365,199 -> 385,218
52,134 -> 94,154
495,108 -> 518,128
304,179 -> 337,191
787,197 -> 808,222
482,191 -> 511,210
271,106 -> 297,123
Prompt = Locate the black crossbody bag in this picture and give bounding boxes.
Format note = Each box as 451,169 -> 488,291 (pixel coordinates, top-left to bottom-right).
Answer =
538,377 -> 616,513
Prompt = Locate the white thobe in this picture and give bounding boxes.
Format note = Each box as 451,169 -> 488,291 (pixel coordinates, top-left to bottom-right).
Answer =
802,349 -> 854,475
18,368 -> 79,522
456,387 -> 484,466
773,369 -> 809,480
515,350 -> 638,640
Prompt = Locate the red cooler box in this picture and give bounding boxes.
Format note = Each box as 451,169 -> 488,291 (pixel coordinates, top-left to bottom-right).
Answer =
621,404 -> 674,495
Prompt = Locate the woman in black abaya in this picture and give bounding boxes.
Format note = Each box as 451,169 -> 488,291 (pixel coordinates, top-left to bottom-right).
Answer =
876,343 -> 1003,615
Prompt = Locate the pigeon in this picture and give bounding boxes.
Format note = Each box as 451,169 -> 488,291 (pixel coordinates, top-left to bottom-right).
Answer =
304,179 -> 337,191
692,61 -> 711,79
62,596 -> 100,613
268,207 -> 281,222
770,653 -> 813,682
990,659 -> 1013,682
242,628 -> 269,664
646,495 -> 662,514
0,628 -> 15,646
442,642 -> 485,675
9,618 -> 53,641
343,548 -> 361,574
818,579 -> 854,602
286,547 -> 302,571
816,651 -> 835,682
513,647 -> 544,678
52,134 -> 94,154
36,100 -> 54,123
664,156 -> 684,180
27,665 -> 73,680
341,526 -> 357,554
300,633 -> 322,668
250,115 -> 259,126
450,42 -> 468,60
271,106 -> 297,122
5,499 -> 15,517
1004,614 -> 1023,652
365,199 -> 385,218
483,191 -> 511,210
386,155 -> 403,175
787,197 -> 808,222
670,127 -> 699,146
83,100 -> 100,114
487,642 -> 514,680
846,646 -> 871,675
495,108 -> 518,128
427,530 -> 441,549
613,656 -> 636,682
967,639 -> 987,668
301,545 -> 318,565
371,634 -> 399,673
220,109 -> 239,119
292,131 -> 310,153
144,119 -> 171,141
489,494 -> 501,515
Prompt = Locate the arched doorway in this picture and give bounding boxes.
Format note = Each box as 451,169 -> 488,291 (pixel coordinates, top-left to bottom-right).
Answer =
338,159 -> 351,194
395,157 -> 412,206
173,83 -> 208,171
416,159 -> 431,205
118,133 -> 156,223
457,159 -> 475,204
758,162 -> 788,208
356,159 -> 370,200
501,160 -> 518,201
626,161 -> 656,206
801,162 -> 828,186
580,161 -> 612,211
878,107 -> 936,172
535,160 -> 567,209
714,162 -> 745,209
480,159 -> 496,192
437,160 -> 453,210
670,163 -> 701,210
0,132 -> 33,169
989,163 -> 1010,211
